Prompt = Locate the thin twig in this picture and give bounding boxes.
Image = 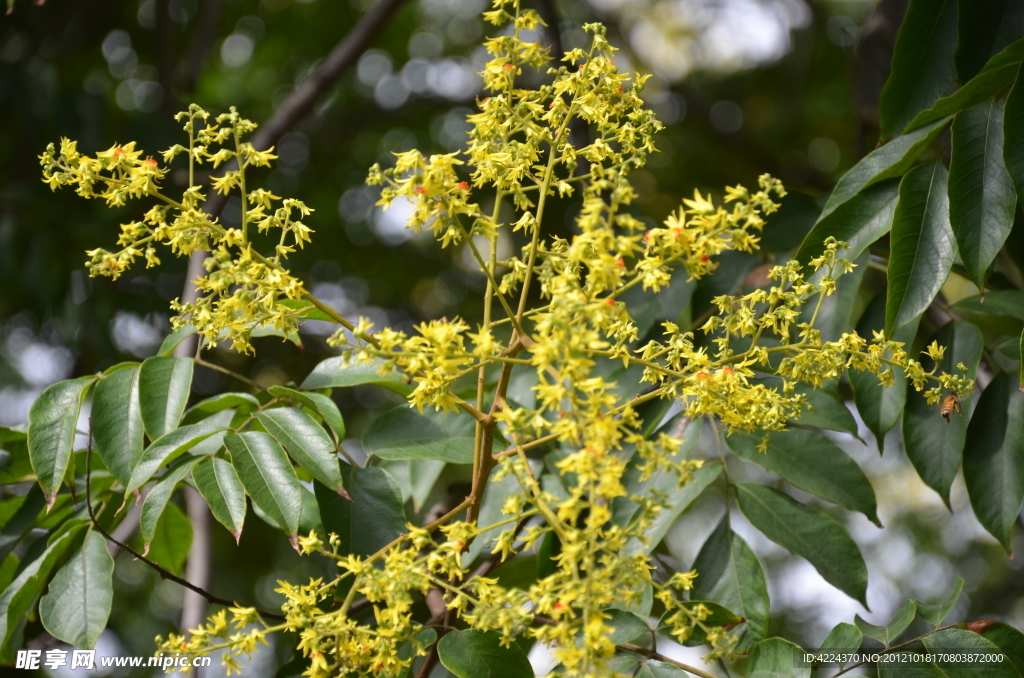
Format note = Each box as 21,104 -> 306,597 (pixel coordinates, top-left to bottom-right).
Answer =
193,357 -> 264,391
85,422 -> 285,622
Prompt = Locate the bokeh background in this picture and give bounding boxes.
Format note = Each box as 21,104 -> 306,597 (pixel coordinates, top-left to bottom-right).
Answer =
1,0 -> 1021,676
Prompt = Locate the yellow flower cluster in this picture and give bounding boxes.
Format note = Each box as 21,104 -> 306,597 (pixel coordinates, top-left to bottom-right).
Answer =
39,104 -> 311,354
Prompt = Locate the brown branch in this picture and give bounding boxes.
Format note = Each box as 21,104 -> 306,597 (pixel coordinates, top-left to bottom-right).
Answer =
85,423 -> 285,621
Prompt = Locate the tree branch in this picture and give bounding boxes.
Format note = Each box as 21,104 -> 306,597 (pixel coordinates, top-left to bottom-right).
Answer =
85,423 -> 285,622
178,0 -> 225,94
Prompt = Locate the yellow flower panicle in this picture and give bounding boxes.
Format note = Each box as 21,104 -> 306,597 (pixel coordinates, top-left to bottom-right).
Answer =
55,2 -> 975,677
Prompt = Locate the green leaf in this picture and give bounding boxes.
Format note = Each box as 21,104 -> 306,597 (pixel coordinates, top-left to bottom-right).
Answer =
39,530 -> 114,649
879,0 -> 958,137
748,637 -> 811,678
692,515 -> 770,650
144,501 -> 192,577
267,385 -> 346,442
126,418 -> 228,494
275,298 -> 336,322
735,483 -> 868,606
315,465 -> 406,557
225,432 -> 302,537
140,456 -> 202,548
92,365 -> 145,487
605,608 -> 652,645
256,408 -> 345,495
728,429 -> 880,525
28,377 -> 91,506
963,371 -> 1024,551
916,577 -> 963,625
181,392 -> 260,425
906,62 -> 1021,132
363,407 -> 475,464
850,292 -> 914,452
956,0 -> 1024,81
157,326 -> 197,356
380,458 -> 446,511
796,179 -> 900,268
0,427 -> 34,485
855,601 -> 916,646
791,381 -> 862,437
949,99 -> 1018,290
983,622 -> 1024,676
1006,66 -> 1024,203
952,289 -> 1024,319
635,661 -> 690,678
0,521 -> 86,653
139,356 -> 193,440
0,484 -> 45,563
886,162 -> 956,337
437,629 -> 534,678
192,457 -> 246,543
623,461 -> 721,557
820,119 -> 951,222
301,356 -> 412,395
820,622 -> 863,656
922,627 -> 1021,677
903,323 -> 984,505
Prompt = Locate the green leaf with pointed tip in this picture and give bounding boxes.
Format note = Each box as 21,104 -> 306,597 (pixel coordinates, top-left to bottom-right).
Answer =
315,466 -> 405,557
363,407 -> 475,464
855,601 -> 916,646
93,365 -> 145,487
922,627 -> 1021,677
983,622 -> 1024,676
792,381 -> 861,437
381,458 -> 445,512
796,179 -> 900,268
906,62 -> 1022,133
192,457 -> 246,543
692,515 -> 770,650
126,419 -> 228,494
879,0 -> 958,137
437,629 -> 533,678
950,99 -> 1018,290
144,501 -> 192,577
28,377 -> 91,504
916,577 -> 963,626
952,289 -> 1024,319
820,119 -> 950,222
256,408 -> 344,494
139,356 -> 193,440
886,162 -> 955,337
181,392 -> 260,425
267,386 -> 346,442
157,326 -> 197,356
728,429 -> 879,525
604,608 -> 651,646
820,622 -> 863,656
140,456 -> 202,547
301,356 -> 412,395
39,530 -> 114,649
904,323 -> 984,506
623,461 -> 720,557
0,521 -> 86,653
735,483 -> 868,606
956,0 -> 1024,81
850,292 -> 915,452
963,372 -> 1024,551
225,432 -> 302,537
748,637 -> 811,678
